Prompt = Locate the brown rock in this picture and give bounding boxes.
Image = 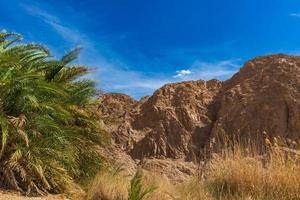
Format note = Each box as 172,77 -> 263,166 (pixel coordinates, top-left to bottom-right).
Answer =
212,54 -> 300,143
98,93 -> 138,148
139,158 -> 197,182
98,93 -> 137,119
130,80 -> 222,160
101,80 -> 222,160
100,54 -> 300,181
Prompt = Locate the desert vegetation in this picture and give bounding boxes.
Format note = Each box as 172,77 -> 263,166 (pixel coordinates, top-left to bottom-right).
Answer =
0,31 -> 108,195
87,139 -> 300,200
1,30 -> 300,200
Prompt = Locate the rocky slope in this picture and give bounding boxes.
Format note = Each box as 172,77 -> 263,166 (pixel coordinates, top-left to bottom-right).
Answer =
99,54 -> 300,181
211,54 -> 300,142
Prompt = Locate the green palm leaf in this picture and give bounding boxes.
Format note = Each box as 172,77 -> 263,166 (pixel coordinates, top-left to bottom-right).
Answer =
0,31 -> 107,195
0,114 -> 8,159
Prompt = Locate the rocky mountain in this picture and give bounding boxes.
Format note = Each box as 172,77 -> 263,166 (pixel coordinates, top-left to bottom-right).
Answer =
99,54 -> 300,181
211,54 -> 300,142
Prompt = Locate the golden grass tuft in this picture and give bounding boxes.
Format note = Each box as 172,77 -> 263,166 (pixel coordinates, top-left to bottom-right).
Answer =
86,138 -> 300,200
206,143 -> 300,200
86,170 -> 213,200
86,171 -> 129,200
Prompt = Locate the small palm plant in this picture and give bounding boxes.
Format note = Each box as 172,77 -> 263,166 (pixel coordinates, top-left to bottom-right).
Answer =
0,31 -> 108,195
128,170 -> 157,200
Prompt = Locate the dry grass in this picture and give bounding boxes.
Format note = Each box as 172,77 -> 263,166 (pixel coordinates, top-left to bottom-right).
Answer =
86,171 -> 129,200
86,170 -> 212,200
141,172 -> 212,200
86,139 -> 300,200
206,146 -> 300,200
0,190 -> 67,200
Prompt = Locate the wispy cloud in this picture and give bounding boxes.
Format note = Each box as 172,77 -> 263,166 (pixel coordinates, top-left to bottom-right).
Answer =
20,4 -> 89,46
290,13 -> 300,18
95,60 -> 172,98
20,3 -> 167,98
18,3 -> 241,99
94,57 -> 240,98
98,59 -> 240,98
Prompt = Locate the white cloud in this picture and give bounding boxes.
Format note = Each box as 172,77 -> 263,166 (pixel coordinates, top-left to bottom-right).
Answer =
98,59 -> 240,99
173,69 -> 192,78
290,13 -> 300,18
172,59 -> 239,81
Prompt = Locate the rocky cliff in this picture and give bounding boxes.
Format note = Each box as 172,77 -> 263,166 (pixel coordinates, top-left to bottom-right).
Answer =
211,54 -> 300,142
99,54 -> 300,181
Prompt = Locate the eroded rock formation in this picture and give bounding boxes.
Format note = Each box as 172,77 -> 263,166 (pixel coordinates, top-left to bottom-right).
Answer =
211,54 -> 300,141
99,54 -> 300,181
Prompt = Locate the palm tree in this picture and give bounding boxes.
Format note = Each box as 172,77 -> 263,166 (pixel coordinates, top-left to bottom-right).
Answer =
0,31 -> 108,195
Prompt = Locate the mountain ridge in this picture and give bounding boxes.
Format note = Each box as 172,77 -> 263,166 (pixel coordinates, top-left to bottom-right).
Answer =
99,54 -> 300,181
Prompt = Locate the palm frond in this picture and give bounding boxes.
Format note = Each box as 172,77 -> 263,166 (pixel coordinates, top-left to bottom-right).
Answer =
61,47 -> 82,64
0,114 -> 8,159
0,32 -> 22,49
0,31 -> 108,195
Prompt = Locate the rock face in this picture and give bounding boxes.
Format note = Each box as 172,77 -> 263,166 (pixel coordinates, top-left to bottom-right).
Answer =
100,54 -> 300,181
139,158 -> 197,182
211,55 -> 300,142
100,80 -> 222,160
130,80 -> 221,160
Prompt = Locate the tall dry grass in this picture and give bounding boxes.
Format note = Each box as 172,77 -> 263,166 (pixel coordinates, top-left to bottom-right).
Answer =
86,170 -> 129,200
206,144 -> 300,200
86,170 -> 212,200
86,137 -> 300,200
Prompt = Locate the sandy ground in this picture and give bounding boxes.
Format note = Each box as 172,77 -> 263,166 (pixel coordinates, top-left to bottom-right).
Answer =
0,190 -> 69,200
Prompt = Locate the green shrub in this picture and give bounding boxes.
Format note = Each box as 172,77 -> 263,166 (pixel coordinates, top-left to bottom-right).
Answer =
128,170 -> 157,200
0,31 -> 108,195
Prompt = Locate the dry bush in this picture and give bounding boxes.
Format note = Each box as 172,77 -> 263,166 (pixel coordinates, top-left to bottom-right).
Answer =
86,170 -> 213,200
86,137 -> 300,200
141,171 -> 212,200
140,171 -> 174,200
205,142 -> 300,200
172,179 -> 213,200
86,171 -> 129,200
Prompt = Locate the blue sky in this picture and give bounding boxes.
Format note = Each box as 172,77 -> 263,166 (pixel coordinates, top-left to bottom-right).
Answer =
2,0 -> 300,98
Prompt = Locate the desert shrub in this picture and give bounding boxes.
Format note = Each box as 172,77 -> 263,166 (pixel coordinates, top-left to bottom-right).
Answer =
87,169 -> 213,200
173,179 -> 213,200
87,169 -> 157,200
86,131 -> 300,200
205,143 -> 300,200
0,31 -> 108,195
128,170 -> 157,200
87,170 -> 129,200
